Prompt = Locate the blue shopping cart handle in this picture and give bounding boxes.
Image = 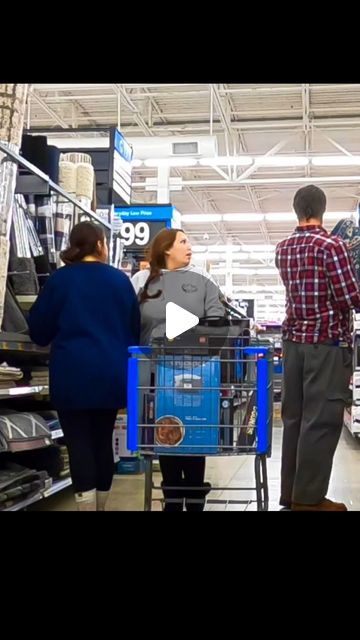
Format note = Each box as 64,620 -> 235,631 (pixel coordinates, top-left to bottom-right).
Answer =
128,346 -> 153,355
244,347 -> 271,356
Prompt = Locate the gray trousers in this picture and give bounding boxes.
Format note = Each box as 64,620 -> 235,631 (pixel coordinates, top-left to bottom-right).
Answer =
280,340 -> 352,506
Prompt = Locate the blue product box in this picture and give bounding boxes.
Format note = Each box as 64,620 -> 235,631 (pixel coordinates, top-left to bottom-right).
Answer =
116,457 -> 145,475
155,355 -> 220,454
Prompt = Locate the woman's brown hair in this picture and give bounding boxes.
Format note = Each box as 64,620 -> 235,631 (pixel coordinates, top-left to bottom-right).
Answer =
140,228 -> 184,302
60,221 -> 105,265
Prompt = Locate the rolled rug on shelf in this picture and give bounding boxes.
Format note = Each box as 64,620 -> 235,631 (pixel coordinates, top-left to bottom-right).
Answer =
59,160 -> 77,196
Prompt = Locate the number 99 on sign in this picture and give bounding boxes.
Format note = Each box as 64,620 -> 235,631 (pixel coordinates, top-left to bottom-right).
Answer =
120,222 -> 150,246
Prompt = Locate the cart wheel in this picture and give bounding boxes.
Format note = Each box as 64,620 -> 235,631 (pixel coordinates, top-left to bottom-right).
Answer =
254,454 -> 269,511
144,457 -> 153,511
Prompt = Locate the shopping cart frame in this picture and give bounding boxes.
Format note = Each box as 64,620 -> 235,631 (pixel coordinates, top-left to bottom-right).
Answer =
127,344 -> 273,511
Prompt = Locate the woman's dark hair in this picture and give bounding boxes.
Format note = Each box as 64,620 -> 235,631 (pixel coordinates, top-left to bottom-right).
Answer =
140,228 -> 184,302
293,185 -> 326,222
60,221 -> 106,265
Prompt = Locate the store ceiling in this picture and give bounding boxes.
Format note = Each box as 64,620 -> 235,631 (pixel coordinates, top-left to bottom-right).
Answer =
28,84 -> 360,310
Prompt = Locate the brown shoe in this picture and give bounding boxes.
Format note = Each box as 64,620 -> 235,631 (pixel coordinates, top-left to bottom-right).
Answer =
292,498 -> 347,511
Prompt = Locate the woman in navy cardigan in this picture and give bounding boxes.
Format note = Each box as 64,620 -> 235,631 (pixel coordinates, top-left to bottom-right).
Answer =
28,221 -> 140,511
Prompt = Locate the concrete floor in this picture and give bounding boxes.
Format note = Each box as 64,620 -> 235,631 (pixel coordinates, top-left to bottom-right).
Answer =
29,418 -> 360,511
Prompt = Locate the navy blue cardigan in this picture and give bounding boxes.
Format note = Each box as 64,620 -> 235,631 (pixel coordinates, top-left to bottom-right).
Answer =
28,262 -> 140,410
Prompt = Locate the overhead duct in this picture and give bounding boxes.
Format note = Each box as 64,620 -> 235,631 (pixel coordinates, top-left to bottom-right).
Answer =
45,135 -> 218,159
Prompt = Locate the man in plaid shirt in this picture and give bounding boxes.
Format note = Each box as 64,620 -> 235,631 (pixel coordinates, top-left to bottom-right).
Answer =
276,185 -> 360,511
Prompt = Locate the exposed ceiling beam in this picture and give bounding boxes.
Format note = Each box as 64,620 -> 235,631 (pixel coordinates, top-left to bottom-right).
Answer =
111,84 -> 153,136
29,89 -> 69,128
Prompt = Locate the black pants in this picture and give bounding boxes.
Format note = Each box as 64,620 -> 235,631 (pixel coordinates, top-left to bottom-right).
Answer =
57,409 -> 117,493
159,455 -> 210,512
281,341 -> 352,506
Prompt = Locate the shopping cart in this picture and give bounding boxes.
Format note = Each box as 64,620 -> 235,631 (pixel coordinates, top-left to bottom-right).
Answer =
127,323 -> 273,511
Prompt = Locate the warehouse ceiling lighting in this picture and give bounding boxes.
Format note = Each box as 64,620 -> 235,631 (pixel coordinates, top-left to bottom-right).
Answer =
234,254 -> 251,261
254,156 -> 309,167
206,245 -> 241,252
265,212 -> 354,222
265,213 -> 296,222
311,156 -> 360,166
257,268 -> 278,275
222,213 -> 265,222
191,246 -> 208,253
181,214 -> 222,223
234,285 -> 284,292
240,244 -> 275,252
232,268 -> 258,275
199,156 -> 253,166
144,158 -> 197,167
249,252 -> 275,260
204,253 -> 221,261
324,211 -> 355,220
211,268 -> 272,276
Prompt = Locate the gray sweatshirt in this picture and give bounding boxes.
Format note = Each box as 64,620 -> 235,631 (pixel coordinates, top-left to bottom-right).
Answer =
131,266 -> 225,344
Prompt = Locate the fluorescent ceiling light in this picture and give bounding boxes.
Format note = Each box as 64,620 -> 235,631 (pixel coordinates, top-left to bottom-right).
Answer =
240,244 -> 275,252
181,214 -> 222,223
250,252 -> 275,260
233,269 -> 258,275
324,211 -> 354,220
205,253 -> 222,261
256,268 -> 278,275
265,213 -> 296,222
234,254 -> 251,261
206,245 -> 241,253
223,213 -> 265,222
144,157 -> 197,167
254,156 -> 309,167
191,246 -> 208,253
131,159 -> 143,167
234,285 -> 284,292
228,253 -> 275,263
311,156 -> 360,166
266,211 -> 354,222
211,268 -> 262,276
199,156 -> 253,166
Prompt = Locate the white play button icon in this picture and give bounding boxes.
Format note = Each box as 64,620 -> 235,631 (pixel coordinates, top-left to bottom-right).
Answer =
166,302 -> 199,340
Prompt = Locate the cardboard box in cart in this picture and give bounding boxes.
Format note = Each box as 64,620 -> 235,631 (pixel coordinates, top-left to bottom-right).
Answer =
155,355 -> 221,454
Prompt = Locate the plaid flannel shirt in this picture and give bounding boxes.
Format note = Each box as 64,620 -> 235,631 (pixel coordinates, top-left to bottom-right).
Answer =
275,225 -> 360,345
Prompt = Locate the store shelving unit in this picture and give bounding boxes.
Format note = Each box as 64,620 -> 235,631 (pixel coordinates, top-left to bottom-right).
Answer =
4,476 -> 72,511
344,315 -> 360,438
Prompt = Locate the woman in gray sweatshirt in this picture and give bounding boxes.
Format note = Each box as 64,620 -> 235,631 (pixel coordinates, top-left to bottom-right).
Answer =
131,228 -> 225,511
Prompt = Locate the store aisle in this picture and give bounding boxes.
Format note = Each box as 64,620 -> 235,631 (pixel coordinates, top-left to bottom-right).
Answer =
29,419 -> 360,511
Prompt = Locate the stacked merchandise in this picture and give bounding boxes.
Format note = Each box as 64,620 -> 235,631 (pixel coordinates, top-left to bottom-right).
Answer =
0,84 -> 29,329
31,197 -> 57,269
0,411 -> 52,452
58,445 -> 70,478
0,462 -> 51,510
1,443 -> 70,482
29,367 -> 49,395
11,195 -> 43,260
0,361 -> 23,390
331,217 -> 360,436
20,134 -> 60,270
8,194 -> 51,294
34,410 -> 71,479
20,136 -> 96,269
54,152 -> 95,266
331,218 -> 360,282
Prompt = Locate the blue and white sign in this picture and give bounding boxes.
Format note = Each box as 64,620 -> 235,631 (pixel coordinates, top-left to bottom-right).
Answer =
114,129 -> 133,163
112,129 -> 133,205
115,205 -> 174,222
114,205 -> 182,251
